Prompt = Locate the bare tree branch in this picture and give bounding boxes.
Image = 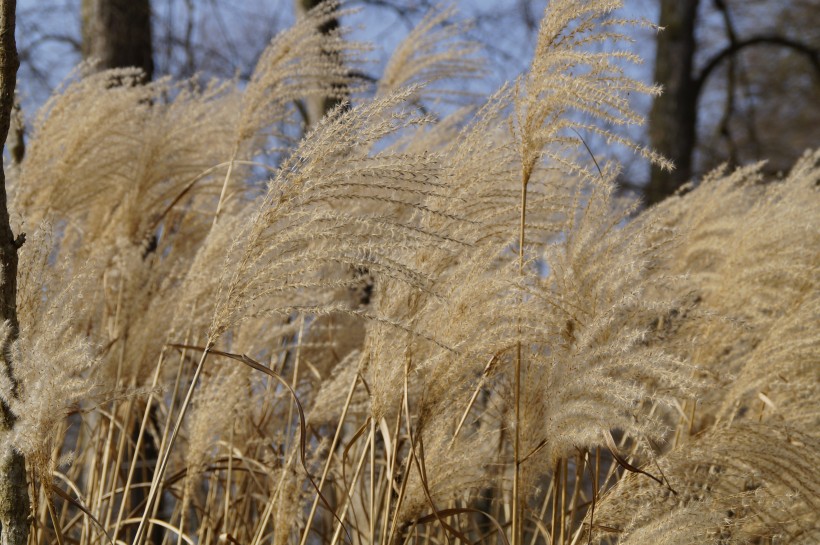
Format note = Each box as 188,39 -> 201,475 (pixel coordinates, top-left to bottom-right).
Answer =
713,0 -> 740,166
695,34 -> 820,97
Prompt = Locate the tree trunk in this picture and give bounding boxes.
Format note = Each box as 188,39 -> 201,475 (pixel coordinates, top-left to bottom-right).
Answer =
296,0 -> 344,127
81,4 -> 159,541
295,1 -> 372,309
646,0 -> 700,205
0,2 -> 29,544
81,0 -> 153,81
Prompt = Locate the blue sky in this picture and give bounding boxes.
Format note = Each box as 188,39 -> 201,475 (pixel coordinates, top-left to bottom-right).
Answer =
15,0 -> 665,185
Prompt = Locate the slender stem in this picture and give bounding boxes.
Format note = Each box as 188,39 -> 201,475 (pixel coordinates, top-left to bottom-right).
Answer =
550,460 -> 560,545
328,426 -> 373,545
383,394 -> 404,545
567,454 -> 583,545
112,351 -> 166,542
224,421 -> 235,537
284,316 -> 306,453
559,458 -> 567,545
213,143 -> 240,224
513,172 -> 529,545
370,416 -> 376,545
297,371 -> 360,545
132,343 -> 212,545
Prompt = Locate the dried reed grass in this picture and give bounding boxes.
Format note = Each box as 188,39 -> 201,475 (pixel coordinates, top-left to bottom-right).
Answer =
2,1 -> 817,544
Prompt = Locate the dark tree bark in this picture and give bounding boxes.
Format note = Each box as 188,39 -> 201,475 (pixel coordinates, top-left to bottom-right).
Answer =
7,95 -> 20,166
646,0 -> 700,206
646,0 -> 819,205
296,0 -> 345,127
0,2 -> 29,545
81,0 -> 153,81
81,4 -> 160,541
296,1 -> 372,309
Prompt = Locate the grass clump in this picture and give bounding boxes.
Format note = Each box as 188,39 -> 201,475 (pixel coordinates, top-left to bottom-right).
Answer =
3,1 -> 818,544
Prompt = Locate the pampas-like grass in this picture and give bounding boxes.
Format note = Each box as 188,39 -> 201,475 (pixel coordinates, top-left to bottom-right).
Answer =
3,2 -> 817,544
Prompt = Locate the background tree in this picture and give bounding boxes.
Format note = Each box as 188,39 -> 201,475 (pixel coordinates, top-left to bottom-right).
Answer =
646,0 -> 819,204
646,0 -> 699,205
296,0 -> 343,127
81,0 -> 153,80
80,4 -> 158,540
14,0 -> 820,200
0,1 -> 28,544
695,0 -> 820,176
